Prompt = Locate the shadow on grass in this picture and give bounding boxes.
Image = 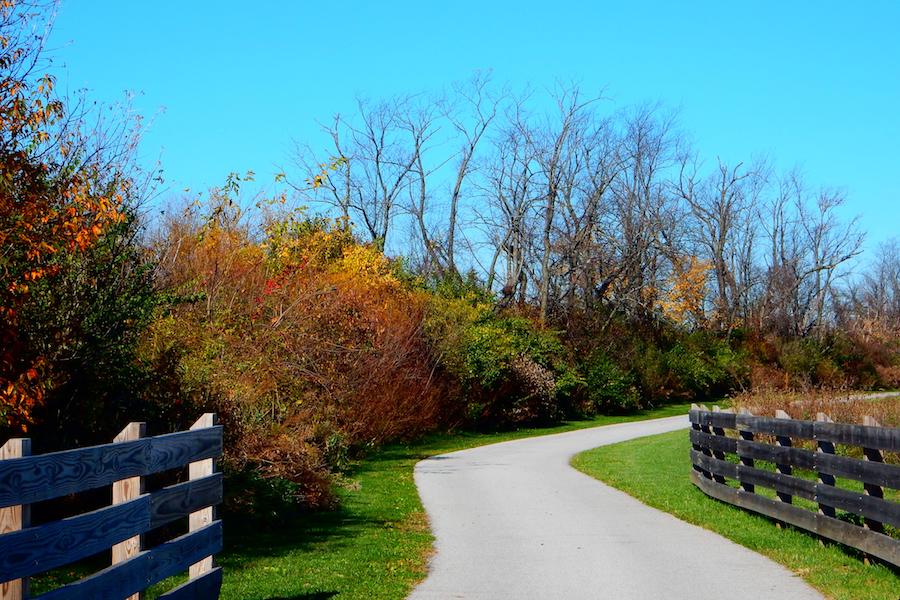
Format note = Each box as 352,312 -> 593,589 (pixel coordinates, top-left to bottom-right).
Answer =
221,504 -> 382,568
268,593 -> 338,600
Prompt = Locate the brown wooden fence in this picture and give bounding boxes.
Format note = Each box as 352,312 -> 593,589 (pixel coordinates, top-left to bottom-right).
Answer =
0,414 -> 223,600
690,404 -> 900,567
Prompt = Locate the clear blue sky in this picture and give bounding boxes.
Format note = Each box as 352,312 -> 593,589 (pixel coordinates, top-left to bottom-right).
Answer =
48,1 -> 899,250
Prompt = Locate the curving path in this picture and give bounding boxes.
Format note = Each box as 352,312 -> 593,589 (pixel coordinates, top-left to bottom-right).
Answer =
409,415 -> 823,600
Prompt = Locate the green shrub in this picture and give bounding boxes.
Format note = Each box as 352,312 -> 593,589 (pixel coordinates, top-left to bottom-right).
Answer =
553,365 -> 588,416
424,291 -> 569,426
14,211 -> 163,447
611,330 -> 746,404
776,334 -> 880,389
778,339 -> 825,386
222,465 -> 307,529
583,352 -> 640,412
659,333 -> 745,399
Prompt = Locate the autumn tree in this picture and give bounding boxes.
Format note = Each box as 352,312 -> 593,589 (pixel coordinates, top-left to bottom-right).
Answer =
0,0 -> 143,432
659,255 -> 711,326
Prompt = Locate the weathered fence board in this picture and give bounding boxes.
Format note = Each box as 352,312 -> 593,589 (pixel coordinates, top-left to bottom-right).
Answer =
34,552 -> 153,600
150,473 -> 223,530
692,428 -> 900,489
0,496 -> 152,581
690,450 -> 818,500
158,567 -> 223,600
112,422 -> 146,600
34,522 -> 223,600
0,414 -> 223,599
690,405 -> 900,567
188,413 -> 217,580
0,426 -> 222,509
147,521 -> 223,586
690,409 -> 900,452
692,470 -> 900,566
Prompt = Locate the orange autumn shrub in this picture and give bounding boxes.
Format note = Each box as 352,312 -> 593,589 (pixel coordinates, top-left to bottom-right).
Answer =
147,199 -> 450,507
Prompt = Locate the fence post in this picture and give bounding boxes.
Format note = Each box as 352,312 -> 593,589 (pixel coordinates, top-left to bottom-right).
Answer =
189,413 -> 218,579
690,404 -> 706,478
112,422 -> 147,600
710,406 -> 727,484
737,408 -> 755,493
815,413 -> 836,519
861,416 -> 885,534
774,410 -> 793,505
698,404 -> 713,480
0,438 -> 31,600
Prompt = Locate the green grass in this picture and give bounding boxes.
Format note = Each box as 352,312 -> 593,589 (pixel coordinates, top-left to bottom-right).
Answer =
572,430 -> 900,600
214,403 -> 693,600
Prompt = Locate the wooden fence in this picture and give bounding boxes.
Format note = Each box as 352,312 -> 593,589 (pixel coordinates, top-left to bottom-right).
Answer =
0,414 -> 223,599
689,404 -> 900,567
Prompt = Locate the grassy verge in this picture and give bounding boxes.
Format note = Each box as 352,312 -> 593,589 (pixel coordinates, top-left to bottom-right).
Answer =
572,430 -> 900,600
214,403 -> 692,600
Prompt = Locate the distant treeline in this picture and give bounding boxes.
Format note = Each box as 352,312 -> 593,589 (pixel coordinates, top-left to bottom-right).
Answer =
293,74 -> 897,342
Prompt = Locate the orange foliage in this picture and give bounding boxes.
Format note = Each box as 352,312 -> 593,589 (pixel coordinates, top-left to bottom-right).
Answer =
0,1 -> 127,429
659,255 -> 710,326
148,202 -> 448,505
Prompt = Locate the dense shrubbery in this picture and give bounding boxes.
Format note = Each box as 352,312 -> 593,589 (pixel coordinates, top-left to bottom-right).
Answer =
21,212 -> 162,446
424,286 -> 569,426
582,352 -> 640,412
137,193 -> 456,507
4,184 -> 898,512
770,333 -> 881,390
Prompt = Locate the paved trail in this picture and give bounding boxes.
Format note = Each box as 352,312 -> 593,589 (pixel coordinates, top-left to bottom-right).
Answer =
409,415 -> 823,600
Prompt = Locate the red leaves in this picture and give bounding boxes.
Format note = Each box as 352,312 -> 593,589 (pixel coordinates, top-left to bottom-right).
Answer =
262,278 -> 281,296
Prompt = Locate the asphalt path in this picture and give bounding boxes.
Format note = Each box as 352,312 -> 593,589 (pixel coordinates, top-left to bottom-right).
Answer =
409,415 -> 823,600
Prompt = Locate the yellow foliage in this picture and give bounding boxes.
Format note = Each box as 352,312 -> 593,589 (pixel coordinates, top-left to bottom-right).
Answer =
660,256 -> 711,325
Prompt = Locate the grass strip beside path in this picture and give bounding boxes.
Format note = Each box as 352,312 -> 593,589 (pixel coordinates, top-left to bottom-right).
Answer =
217,403 -> 692,600
572,430 -> 900,600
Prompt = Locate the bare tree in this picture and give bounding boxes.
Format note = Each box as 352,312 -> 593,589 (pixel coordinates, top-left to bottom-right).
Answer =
676,157 -> 766,331
759,172 -> 864,337
603,105 -> 677,322
800,189 -> 865,336
518,85 -> 602,321
404,74 -> 502,277
846,239 -> 900,339
293,97 -> 421,250
292,115 -> 353,221
288,79 -> 874,345
482,121 -> 538,307
442,73 -> 501,276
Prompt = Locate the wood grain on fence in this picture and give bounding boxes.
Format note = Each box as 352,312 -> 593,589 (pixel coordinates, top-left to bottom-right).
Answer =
113,422 -> 147,600
0,439 -> 30,600
0,414 -> 223,600
690,404 -> 900,567
188,413 -> 217,580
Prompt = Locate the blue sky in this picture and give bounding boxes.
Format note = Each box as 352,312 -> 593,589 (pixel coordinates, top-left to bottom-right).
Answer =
48,1 -> 899,250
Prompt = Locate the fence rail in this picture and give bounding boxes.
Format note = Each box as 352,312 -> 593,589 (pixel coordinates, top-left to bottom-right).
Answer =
689,404 -> 900,567
0,414 -> 223,600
